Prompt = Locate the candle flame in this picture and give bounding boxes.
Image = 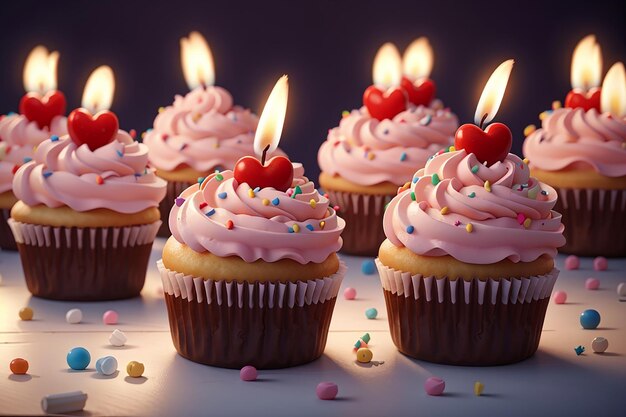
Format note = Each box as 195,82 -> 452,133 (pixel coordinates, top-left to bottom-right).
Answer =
403,37 -> 433,80
254,75 -> 289,157
372,43 -> 402,89
81,66 -> 115,113
571,35 -> 602,91
23,45 -> 59,94
474,59 -> 514,126
180,31 -> 215,90
601,62 -> 626,118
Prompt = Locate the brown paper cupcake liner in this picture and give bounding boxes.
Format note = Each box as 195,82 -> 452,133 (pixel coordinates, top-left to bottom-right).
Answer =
158,260 -> 345,369
8,219 -> 160,301
555,187 -> 626,257
376,259 -> 559,366
325,189 -> 393,256
158,180 -> 194,237
0,208 -> 17,250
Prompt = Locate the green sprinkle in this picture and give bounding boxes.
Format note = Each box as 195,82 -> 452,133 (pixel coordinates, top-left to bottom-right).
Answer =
291,185 -> 302,199
431,174 -> 440,185
411,192 -> 416,201
471,165 -> 479,173
197,177 -> 205,184
468,192 -> 476,198
215,173 -> 223,181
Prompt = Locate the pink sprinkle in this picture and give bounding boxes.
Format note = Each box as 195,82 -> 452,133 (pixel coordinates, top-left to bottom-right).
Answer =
424,377 -> 445,396
175,197 -> 185,207
593,257 -> 608,271
565,255 -> 580,270
102,310 -> 118,325
553,291 -> 567,304
129,129 -> 137,139
343,287 -> 357,300
333,205 -> 340,211
239,365 -> 258,381
323,193 -> 329,198
316,382 -> 338,400
516,213 -> 526,225
286,189 -> 294,197
585,278 -> 600,290
454,220 -> 461,226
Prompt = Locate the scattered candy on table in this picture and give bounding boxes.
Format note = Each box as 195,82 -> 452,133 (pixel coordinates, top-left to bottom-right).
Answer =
617,282 -> 626,300
316,382 -> 338,400
574,345 -> 585,356
65,308 -> 82,324
564,255 -> 579,270
354,339 -> 368,349
361,259 -> 376,275
361,333 -> 371,344
109,329 -> 127,347
343,287 -> 357,300
474,381 -> 484,396
553,291 -> 567,304
240,365 -> 258,381
95,356 -> 118,376
424,377 -> 445,396
10,358 -> 29,375
102,310 -> 119,325
580,309 -> 601,329
67,347 -> 91,370
365,308 -> 378,319
19,307 -> 33,321
357,347 -> 373,363
591,337 -> 609,353
41,391 -> 88,414
593,257 -> 608,271
585,278 -> 600,290
127,361 -> 145,378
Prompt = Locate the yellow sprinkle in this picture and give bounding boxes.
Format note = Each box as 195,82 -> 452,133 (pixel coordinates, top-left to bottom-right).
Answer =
141,132 -> 146,139
342,110 -> 350,118
310,199 -> 317,208
192,113 -> 201,122
552,100 -> 562,110
523,218 -> 532,228
319,221 -> 326,229
523,124 -> 536,137
262,198 -> 270,206
448,146 -> 455,152
440,206 -> 449,215
466,223 -> 474,233
248,189 -> 255,198
523,158 -> 529,164
474,381 -> 485,396
539,111 -> 549,121
484,181 -> 491,192
292,224 -> 300,233
367,152 -> 375,160
213,142 -> 220,149
158,107 -> 165,113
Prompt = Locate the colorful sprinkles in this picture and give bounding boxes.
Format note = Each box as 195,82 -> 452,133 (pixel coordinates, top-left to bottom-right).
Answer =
431,174 -> 440,185
206,208 -> 215,217
226,220 -> 234,230
96,175 -> 104,185
468,192 -> 476,198
406,225 -> 415,234
50,135 -> 59,142
523,125 -> 536,137
272,198 -> 280,206
400,152 -> 407,162
218,192 -> 227,199
262,199 -> 270,206
42,171 -> 53,178
466,223 -> 474,233
319,221 -> 326,229
310,199 -> 317,208
484,181 -> 491,192
471,165 -> 480,173
175,197 -> 185,207
215,173 -> 224,181
440,206 -> 449,215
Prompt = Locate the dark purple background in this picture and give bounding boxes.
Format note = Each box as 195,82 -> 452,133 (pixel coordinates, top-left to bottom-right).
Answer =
0,0 -> 624,179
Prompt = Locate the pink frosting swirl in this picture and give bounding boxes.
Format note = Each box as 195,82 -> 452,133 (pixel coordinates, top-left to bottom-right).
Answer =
143,86 -> 285,172
0,113 -> 67,193
318,102 -> 458,186
383,149 -> 565,264
13,131 -> 166,213
170,164 -> 345,264
523,108 -> 626,177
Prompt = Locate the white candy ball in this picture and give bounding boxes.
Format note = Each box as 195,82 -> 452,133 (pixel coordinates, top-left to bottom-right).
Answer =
109,329 -> 127,347
591,337 -> 609,353
65,309 -> 83,324
617,283 -> 626,298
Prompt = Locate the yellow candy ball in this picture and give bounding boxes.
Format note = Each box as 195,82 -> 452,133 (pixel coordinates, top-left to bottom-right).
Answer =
356,348 -> 373,363
19,307 -> 33,321
126,361 -> 145,378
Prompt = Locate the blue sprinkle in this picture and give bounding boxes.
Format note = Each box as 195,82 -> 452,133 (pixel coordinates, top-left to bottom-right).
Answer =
288,226 -> 294,233
272,197 -> 280,206
134,173 -> 142,177
412,177 -> 419,183
541,190 -> 548,195
42,171 -> 53,178
116,150 -> 123,157
7,112 -> 16,116
406,225 -> 415,234
218,192 -> 227,199
383,129 -> 389,135
365,308 -> 378,319
23,157 -> 32,163
206,208 -> 215,217
400,152 -> 407,162
253,187 -> 260,193
50,135 -> 59,142
146,128 -> 153,132
197,177 -> 205,184
361,259 -> 376,275
306,224 -> 314,231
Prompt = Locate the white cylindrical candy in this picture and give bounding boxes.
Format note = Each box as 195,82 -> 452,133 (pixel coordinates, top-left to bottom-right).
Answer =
109,329 -> 127,347
65,309 -> 83,324
41,391 -> 88,414
617,282 -> 626,299
96,356 -> 118,375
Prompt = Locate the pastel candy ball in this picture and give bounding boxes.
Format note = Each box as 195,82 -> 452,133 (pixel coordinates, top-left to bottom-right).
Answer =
361,259 -> 376,275
591,337 -> 609,353
96,356 -> 118,376
126,361 -> 145,378
585,278 -> 600,290
593,257 -> 608,271
365,308 -> 378,319
10,358 -> 29,375
19,307 -> 33,321
618,283 -> 626,298
356,348 -> 373,363
102,310 -> 118,325
343,287 -> 357,300
553,291 -> 567,304
316,382 -> 338,400
240,365 -> 258,381
109,329 -> 127,347
580,309 -> 601,329
67,347 -> 91,370
65,309 -> 82,324
565,255 -> 579,270
424,377 -> 446,396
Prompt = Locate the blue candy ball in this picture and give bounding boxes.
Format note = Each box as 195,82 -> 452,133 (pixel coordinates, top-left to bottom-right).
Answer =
365,308 -> 378,319
361,260 -> 376,275
580,309 -> 601,329
67,347 -> 91,370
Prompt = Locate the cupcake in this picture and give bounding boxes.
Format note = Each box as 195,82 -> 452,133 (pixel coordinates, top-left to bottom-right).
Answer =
9,128 -> 166,300
143,86 -> 286,237
159,163 -> 345,368
377,148 -> 565,365
0,112 -> 67,249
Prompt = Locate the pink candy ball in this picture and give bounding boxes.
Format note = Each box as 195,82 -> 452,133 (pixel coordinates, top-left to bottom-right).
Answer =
424,377 -> 445,396
585,278 -> 600,290
240,365 -> 258,381
553,291 -> 567,304
593,257 -> 608,271
565,255 -> 580,270
316,382 -> 338,400
343,287 -> 357,300
102,310 -> 118,325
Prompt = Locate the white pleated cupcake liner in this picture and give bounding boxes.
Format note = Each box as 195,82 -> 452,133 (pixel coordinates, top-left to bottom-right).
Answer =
376,259 -> 559,305
157,259 -> 346,309
558,187 -> 626,211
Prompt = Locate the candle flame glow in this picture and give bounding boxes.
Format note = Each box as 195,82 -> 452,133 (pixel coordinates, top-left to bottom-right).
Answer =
474,59 -> 514,126
571,35 -> 602,91
403,37 -> 433,80
254,75 -> 289,157
180,31 -> 215,90
601,62 -> 626,118
81,66 -> 115,113
23,46 -> 59,94
372,43 -> 402,89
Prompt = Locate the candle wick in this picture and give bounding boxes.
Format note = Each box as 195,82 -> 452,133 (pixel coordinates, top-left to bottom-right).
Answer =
261,144 -> 270,165
479,113 -> 488,129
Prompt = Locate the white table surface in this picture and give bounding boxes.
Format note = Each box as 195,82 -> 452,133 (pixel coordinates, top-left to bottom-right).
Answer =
1,238 -> 624,416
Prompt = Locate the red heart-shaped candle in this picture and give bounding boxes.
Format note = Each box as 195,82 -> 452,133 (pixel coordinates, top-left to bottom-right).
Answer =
363,86 -> 407,121
564,88 -> 601,112
454,123 -> 512,166
19,91 -> 67,129
68,108 -> 119,151
233,155 -> 294,192
400,77 -> 436,107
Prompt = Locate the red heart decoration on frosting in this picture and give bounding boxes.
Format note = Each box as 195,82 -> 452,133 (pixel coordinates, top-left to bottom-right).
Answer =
363,86 -> 407,121
67,108 -> 119,151
454,123 -> 512,166
400,77 -> 436,107
564,88 -> 601,112
233,156 -> 294,192
18,91 -> 67,129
